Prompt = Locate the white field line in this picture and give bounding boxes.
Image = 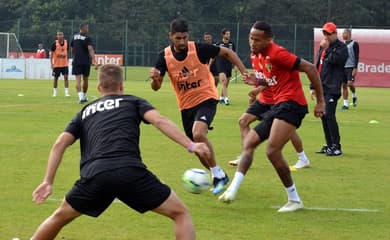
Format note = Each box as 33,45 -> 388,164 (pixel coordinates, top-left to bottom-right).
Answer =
271,205 -> 380,212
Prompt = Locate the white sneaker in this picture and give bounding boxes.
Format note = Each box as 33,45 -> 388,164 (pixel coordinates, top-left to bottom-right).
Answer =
292,158 -> 310,169
52,94 -> 57,97
228,156 -> 241,166
218,187 -> 238,204
277,201 -> 304,212
65,93 -> 70,97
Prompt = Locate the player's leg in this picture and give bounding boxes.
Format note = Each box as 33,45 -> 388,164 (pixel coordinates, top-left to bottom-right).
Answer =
63,67 -> 70,96
31,199 -> 81,240
341,69 -> 349,110
52,69 -> 60,97
290,131 -> 310,169
228,112 -> 258,166
267,118 -> 303,212
348,80 -> 357,106
152,191 -> 195,240
218,72 -> 228,103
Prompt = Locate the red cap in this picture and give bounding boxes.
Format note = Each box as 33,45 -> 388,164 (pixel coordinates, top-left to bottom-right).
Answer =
322,22 -> 337,34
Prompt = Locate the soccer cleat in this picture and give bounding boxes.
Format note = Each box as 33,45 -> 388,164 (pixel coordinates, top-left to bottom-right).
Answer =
218,187 -> 238,203
277,201 -> 304,212
65,93 -> 70,97
52,94 -> 57,97
340,105 -> 349,110
352,97 -> 357,107
326,145 -> 342,156
228,156 -> 241,166
219,98 -> 224,104
316,145 -> 329,154
211,174 -> 229,195
292,158 -> 310,169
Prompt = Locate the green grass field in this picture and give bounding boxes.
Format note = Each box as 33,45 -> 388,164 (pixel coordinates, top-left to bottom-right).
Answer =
1,67 -> 389,239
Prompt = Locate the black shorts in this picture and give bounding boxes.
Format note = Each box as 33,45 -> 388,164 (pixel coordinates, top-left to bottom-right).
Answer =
217,62 -> 233,78
181,98 -> 218,140
72,64 -> 91,76
52,67 -> 69,78
65,167 -> 171,217
246,100 -> 273,120
209,61 -> 218,76
343,67 -> 354,83
253,101 -> 308,140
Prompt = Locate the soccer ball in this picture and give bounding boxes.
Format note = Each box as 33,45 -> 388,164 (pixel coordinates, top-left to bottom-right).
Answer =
182,168 -> 211,194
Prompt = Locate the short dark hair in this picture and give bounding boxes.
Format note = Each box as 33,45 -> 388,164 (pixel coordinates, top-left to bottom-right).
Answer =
204,32 -> 211,36
79,23 -> 88,30
221,28 -> 230,35
170,18 -> 189,33
252,21 -> 273,38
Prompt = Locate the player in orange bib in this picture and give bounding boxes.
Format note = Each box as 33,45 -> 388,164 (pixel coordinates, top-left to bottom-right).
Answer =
50,31 -> 70,97
150,18 -> 249,195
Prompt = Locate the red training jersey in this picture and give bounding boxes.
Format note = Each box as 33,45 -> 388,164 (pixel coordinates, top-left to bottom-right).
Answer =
255,42 -> 307,106
250,53 -> 274,104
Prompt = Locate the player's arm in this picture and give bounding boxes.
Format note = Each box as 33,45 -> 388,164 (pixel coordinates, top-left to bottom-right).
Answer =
88,45 -> 96,66
217,47 -> 248,76
150,51 -> 166,91
352,42 -> 360,77
298,58 -> 325,118
143,109 -> 211,159
32,132 -> 76,204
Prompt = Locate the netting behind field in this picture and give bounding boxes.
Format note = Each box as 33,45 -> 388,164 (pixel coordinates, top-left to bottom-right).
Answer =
0,32 -> 24,58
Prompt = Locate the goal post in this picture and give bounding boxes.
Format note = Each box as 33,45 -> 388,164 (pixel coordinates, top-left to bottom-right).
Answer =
0,32 -> 24,58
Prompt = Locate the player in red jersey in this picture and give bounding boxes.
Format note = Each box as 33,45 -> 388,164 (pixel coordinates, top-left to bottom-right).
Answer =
219,21 -> 325,212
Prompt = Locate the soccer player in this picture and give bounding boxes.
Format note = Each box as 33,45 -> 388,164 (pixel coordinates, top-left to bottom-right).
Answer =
149,18 -> 249,195
314,22 -> 348,156
219,21 -> 325,212
341,28 -> 360,109
228,84 -> 311,169
50,31 -> 70,97
216,28 -> 235,105
71,23 -> 97,104
203,32 -> 219,86
35,43 -> 46,58
31,64 -> 209,240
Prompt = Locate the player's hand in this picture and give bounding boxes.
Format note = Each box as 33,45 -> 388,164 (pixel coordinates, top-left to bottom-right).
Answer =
242,73 -> 257,86
32,181 -> 52,204
314,101 -> 326,118
149,68 -> 161,81
190,142 -> 211,160
320,39 -> 329,49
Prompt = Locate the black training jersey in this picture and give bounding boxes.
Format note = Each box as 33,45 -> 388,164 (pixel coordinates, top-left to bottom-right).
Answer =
71,33 -> 93,65
154,42 -> 220,77
215,40 -> 235,66
65,94 -> 155,179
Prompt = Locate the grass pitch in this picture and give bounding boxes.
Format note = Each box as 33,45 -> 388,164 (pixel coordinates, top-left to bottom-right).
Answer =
0,67 -> 389,239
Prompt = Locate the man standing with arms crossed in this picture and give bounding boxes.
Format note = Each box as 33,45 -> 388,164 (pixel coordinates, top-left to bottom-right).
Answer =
71,23 -> 96,104
50,31 -> 70,97
340,28 -> 359,110
149,18 -> 249,195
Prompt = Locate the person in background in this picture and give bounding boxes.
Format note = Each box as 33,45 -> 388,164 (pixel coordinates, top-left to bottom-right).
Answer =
341,28 -> 360,109
50,31 -> 70,97
71,23 -> 97,104
216,28 -> 236,105
203,32 -> 219,86
35,43 -> 46,58
31,64 -> 208,240
313,22 -> 348,156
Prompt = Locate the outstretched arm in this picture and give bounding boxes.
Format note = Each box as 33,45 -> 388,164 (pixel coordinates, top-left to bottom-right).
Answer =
218,47 -> 249,76
143,109 -> 211,159
32,132 -> 76,204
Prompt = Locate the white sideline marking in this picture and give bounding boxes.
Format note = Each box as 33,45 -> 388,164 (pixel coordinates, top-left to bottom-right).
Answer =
271,205 -> 380,212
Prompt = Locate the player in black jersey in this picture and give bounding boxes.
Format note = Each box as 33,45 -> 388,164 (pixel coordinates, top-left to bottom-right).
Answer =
215,28 -> 236,105
31,64 -> 210,240
71,23 -> 97,104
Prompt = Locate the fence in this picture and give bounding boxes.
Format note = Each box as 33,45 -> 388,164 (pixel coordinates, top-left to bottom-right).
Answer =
1,19 -> 317,67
